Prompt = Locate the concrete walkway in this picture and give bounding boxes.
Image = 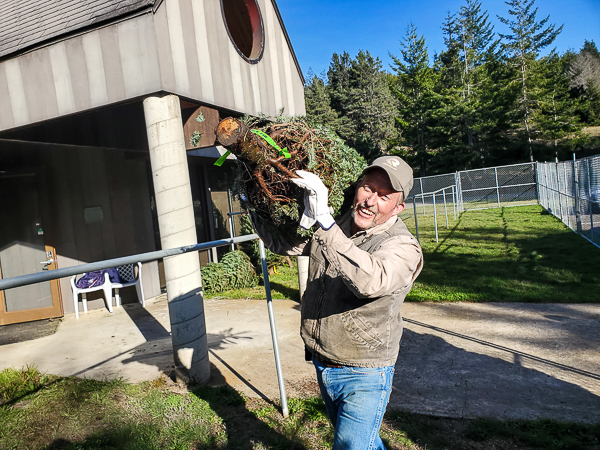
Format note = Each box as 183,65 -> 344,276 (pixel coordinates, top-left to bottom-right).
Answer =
1,296 -> 598,423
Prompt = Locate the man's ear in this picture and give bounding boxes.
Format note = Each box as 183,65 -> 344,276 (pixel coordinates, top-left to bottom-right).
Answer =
394,203 -> 406,215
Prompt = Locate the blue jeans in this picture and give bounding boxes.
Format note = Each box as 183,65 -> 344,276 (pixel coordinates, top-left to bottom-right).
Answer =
313,358 -> 395,450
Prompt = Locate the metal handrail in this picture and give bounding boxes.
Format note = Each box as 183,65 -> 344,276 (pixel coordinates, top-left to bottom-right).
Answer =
0,232 -> 290,417
0,234 -> 258,291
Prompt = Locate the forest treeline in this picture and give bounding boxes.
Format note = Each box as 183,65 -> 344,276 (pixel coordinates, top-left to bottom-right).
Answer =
303,0 -> 600,177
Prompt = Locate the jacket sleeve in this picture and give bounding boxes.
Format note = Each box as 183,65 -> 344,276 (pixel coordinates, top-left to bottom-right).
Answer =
249,211 -> 311,257
313,224 -> 423,298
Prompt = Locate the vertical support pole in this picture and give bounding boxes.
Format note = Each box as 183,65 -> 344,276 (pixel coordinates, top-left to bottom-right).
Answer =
420,178 -> 425,215
452,185 -> 457,220
573,154 -> 582,233
202,165 -> 219,263
443,188 -> 449,229
494,167 -> 501,208
555,162 -> 563,224
227,190 -> 236,251
297,256 -> 309,302
433,193 -> 439,243
258,239 -> 289,418
586,160 -> 595,242
413,199 -> 420,243
143,95 -> 210,384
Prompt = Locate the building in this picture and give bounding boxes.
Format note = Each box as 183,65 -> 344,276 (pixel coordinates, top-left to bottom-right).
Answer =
0,0 -> 305,325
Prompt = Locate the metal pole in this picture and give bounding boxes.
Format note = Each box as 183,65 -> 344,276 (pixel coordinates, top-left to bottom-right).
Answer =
494,167 -> 501,208
443,188 -> 449,229
0,234 -> 260,291
258,239 -> 289,418
420,178 -> 425,215
413,198 -> 420,243
227,190 -> 236,251
586,160 -> 595,242
573,154 -> 582,233
452,185 -> 457,220
433,193 -> 439,243
555,163 -> 564,224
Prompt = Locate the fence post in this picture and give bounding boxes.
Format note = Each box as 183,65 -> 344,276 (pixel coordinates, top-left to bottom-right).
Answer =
555,162 -> 564,224
494,167 -> 501,208
586,160 -> 595,242
573,153 -> 582,233
452,185 -> 457,220
413,198 -> 420,243
433,193 -> 439,243
420,178 -> 425,215
443,188 -> 449,229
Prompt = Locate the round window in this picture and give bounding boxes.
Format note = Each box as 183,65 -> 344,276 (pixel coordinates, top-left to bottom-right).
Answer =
220,0 -> 264,63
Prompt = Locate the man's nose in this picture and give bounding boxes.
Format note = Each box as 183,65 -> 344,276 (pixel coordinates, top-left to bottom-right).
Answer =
365,193 -> 378,206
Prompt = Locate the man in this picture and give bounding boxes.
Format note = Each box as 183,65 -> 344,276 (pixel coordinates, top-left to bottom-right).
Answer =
253,155 -> 423,450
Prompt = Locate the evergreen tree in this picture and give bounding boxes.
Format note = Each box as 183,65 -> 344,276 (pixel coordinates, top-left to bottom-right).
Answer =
389,24 -> 438,175
345,50 -> 398,161
435,0 -> 500,167
498,0 -> 563,161
535,51 -> 583,157
569,40 -> 600,125
304,74 -> 340,131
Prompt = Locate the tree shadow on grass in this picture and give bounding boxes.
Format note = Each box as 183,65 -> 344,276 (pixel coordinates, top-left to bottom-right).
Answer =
266,281 -> 300,302
191,384 -> 308,450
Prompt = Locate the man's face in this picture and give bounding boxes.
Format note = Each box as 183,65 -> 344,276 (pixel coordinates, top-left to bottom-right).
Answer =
352,169 -> 406,232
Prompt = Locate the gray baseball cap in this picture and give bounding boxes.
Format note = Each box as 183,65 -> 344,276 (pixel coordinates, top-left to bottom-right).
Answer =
362,156 -> 414,199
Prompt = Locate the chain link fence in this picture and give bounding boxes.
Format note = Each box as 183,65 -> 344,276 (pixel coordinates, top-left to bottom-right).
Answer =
402,157 -> 600,249
402,163 -> 538,241
538,154 -> 600,248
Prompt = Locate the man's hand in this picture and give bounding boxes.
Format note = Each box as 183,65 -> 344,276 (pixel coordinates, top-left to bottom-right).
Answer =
292,170 -> 335,230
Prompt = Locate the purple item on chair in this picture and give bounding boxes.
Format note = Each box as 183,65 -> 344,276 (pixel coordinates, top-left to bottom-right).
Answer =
75,268 -> 121,289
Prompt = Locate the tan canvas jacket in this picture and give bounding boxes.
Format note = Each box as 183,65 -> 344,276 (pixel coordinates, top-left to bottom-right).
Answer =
254,210 -> 423,367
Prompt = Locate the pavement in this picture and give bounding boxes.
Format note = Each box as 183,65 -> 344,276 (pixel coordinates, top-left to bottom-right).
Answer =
1,295 -> 599,423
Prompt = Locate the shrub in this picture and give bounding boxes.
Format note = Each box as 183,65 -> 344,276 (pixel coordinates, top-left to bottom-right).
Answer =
200,250 -> 258,294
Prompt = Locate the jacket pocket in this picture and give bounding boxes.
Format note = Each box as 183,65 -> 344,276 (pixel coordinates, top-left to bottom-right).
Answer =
341,311 -> 383,351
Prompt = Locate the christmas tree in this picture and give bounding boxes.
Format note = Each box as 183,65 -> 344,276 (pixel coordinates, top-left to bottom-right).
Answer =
215,115 -> 366,241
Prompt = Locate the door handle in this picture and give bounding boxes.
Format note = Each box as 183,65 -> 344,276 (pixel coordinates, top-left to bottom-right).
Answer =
40,258 -> 54,265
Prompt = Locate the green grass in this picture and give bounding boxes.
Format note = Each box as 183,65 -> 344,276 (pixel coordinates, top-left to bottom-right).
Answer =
1,367 -> 598,449
402,204 -> 600,302
206,205 -> 600,303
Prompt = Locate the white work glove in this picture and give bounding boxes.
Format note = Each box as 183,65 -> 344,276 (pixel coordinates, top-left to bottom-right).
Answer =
291,170 -> 335,230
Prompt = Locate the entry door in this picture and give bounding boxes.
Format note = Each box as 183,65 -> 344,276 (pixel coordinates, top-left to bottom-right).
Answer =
0,174 -> 62,325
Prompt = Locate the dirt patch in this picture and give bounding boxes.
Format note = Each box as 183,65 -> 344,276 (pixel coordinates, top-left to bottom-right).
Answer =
0,318 -> 61,346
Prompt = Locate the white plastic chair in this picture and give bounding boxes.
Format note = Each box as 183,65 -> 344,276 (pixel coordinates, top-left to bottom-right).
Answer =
70,263 -> 145,318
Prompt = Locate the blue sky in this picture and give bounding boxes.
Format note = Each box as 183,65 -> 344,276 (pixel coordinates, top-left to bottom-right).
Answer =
275,0 -> 600,79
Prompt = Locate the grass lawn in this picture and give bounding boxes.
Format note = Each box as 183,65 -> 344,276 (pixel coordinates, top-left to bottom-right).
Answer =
1,366 -> 598,450
208,204 -> 600,303
3,206 -> 599,449
402,204 -> 600,302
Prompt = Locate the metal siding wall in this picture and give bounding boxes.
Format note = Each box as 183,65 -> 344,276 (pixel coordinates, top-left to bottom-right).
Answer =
49,43 -> 77,116
263,1 -> 283,111
117,17 -> 161,99
191,0 -> 215,104
20,50 -> 59,124
65,38 -> 92,112
0,64 -> 16,129
179,0 -> 203,100
81,32 -> 109,107
98,26 -> 127,103
0,2 -> 305,131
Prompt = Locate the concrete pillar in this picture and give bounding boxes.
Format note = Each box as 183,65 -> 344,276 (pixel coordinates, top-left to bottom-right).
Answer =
143,94 -> 209,384
297,256 -> 309,302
